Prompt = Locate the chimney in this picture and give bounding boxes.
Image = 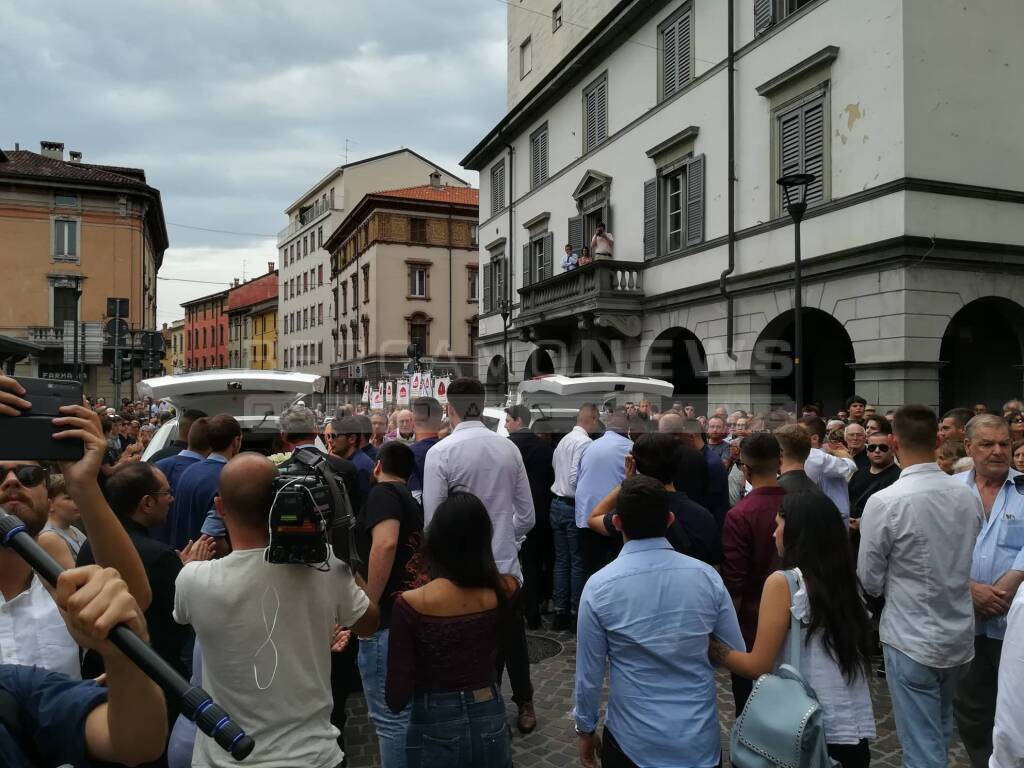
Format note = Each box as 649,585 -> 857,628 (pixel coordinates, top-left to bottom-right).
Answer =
40,141 -> 64,161
69,150 -> 82,164
233,278 -> 240,287
429,170 -> 442,189
268,262 -> 275,274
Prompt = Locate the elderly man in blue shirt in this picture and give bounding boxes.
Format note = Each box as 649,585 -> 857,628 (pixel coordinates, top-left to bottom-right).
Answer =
954,414 -> 1024,768
574,475 -> 743,768
575,408 -> 632,577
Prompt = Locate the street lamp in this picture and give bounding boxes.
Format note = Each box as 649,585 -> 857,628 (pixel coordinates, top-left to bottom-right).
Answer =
71,276 -> 83,383
499,298 -> 511,403
777,172 -> 815,414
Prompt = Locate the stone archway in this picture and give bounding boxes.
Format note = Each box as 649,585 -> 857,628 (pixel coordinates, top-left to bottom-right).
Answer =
645,327 -> 708,412
752,308 -> 855,415
485,355 -> 508,401
573,339 -> 615,375
940,297 -> 1024,412
524,348 -> 556,380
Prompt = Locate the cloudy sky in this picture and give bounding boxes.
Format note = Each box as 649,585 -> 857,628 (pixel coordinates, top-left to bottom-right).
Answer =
2,0 -> 507,323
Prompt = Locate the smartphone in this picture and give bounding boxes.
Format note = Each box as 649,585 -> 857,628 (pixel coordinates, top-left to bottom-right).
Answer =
0,377 -> 85,461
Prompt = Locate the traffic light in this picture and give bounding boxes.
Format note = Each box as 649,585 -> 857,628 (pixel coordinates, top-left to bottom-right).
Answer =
120,357 -> 133,382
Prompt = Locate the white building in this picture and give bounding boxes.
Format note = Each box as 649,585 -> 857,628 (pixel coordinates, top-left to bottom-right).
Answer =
277,149 -> 467,385
462,0 -> 1024,414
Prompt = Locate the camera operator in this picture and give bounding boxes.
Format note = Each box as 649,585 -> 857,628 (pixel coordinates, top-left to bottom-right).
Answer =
173,452 -> 379,768
1,565 -> 167,767
0,375 -> 152,678
278,406 -> 362,518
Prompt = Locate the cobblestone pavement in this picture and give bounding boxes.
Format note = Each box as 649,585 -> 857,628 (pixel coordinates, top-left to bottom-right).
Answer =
343,624 -> 971,768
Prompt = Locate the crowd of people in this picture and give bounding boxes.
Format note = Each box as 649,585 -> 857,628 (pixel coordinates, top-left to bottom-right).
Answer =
2,371 -> 1024,768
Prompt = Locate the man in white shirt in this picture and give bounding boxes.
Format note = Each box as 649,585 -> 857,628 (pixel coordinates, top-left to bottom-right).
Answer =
858,405 -> 983,768
422,377 -> 538,733
799,415 -> 857,524
991,589 -> 1024,768
549,403 -> 598,630
590,222 -> 614,260
174,452 -> 378,768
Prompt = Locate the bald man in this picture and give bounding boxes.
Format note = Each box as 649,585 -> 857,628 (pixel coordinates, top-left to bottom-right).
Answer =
174,453 -> 379,768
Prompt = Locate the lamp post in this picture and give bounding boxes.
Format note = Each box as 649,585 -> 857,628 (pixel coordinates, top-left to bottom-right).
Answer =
499,298 -> 511,403
776,173 -> 815,414
72,276 -> 83,383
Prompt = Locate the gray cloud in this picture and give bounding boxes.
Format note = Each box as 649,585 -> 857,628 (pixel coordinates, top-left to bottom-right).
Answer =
2,0 -> 506,322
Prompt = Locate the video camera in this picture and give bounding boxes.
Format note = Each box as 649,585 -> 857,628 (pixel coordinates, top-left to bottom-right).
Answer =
267,448 -> 361,570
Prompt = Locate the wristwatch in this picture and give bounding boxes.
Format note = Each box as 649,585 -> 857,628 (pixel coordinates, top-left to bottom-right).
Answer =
574,723 -> 596,737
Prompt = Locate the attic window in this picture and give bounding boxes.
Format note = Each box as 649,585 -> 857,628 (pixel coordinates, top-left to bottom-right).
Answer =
55,193 -> 79,207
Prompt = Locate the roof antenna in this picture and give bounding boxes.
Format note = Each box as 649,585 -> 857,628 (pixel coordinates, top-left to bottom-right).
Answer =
344,138 -> 358,164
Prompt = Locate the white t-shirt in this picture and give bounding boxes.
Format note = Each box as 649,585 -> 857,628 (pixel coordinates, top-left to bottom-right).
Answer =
0,574 -> 80,680
174,549 -> 369,768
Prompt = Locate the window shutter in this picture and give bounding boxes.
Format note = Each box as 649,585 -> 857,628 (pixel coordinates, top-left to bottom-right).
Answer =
542,233 -> 554,279
662,22 -> 678,98
677,11 -> 692,88
685,154 -> 705,246
495,258 -> 505,308
596,80 -> 608,144
585,90 -> 597,152
568,215 -> 584,255
540,130 -> 548,183
779,108 -> 803,184
754,0 -> 774,34
530,136 -> 540,189
643,178 -> 658,258
522,243 -> 532,288
802,99 -> 826,205
483,263 -> 492,312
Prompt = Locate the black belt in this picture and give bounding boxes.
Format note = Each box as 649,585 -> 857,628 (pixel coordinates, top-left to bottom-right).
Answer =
556,495 -> 574,504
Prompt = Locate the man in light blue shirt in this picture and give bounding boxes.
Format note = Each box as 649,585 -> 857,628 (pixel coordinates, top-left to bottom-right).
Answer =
954,414 -> 1024,768
574,475 -> 743,768
575,408 -> 632,577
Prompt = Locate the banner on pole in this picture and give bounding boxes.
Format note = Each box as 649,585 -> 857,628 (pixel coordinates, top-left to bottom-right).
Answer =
421,372 -> 432,398
397,380 -> 410,407
435,377 -> 449,405
371,387 -> 383,410
386,381 -> 394,403
362,381 -> 370,403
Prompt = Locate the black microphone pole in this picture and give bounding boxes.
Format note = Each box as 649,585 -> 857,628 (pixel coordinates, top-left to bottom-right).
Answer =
0,507 -> 255,761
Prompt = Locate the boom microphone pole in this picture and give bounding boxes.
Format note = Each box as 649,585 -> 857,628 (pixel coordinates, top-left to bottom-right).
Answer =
0,507 -> 255,761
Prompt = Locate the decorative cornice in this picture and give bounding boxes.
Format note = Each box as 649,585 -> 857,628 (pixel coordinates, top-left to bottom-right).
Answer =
756,45 -> 840,97
645,126 -> 700,159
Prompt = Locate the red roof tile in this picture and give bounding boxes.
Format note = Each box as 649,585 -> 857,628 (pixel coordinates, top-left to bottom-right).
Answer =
373,184 -> 479,206
0,150 -> 150,189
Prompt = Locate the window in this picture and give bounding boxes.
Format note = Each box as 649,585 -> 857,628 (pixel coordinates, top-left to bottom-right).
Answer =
55,192 -> 78,207
318,303 -> 323,326
409,266 -> 427,298
409,313 -> 428,354
53,219 -> 78,261
352,274 -> 359,307
363,323 -> 369,357
53,286 -> 77,328
317,227 -> 323,248
330,188 -> 335,208
317,342 -> 323,364
410,218 -> 427,243
490,160 -> 506,214
303,237 -> 308,257
520,37 -> 532,79
203,328 -> 207,348
482,255 -> 506,314
470,224 -> 478,246
530,124 -> 549,189
645,155 -> 705,257
342,284 -> 348,314
219,326 -> 224,345
552,3 -> 562,31
523,234 -> 553,286
303,272 -> 308,293
776,92 -> 827,214
317,265 -> 323,286
468,268 -> 479,301
755,0 -> 816,34
469,319 -> 478,358
303,308 -> 308,329
583,73 -> 608,153
660,4 -> 693,101
362,265 -> 370,302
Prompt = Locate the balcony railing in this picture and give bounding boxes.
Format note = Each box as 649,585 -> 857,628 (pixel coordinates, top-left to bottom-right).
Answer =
518,260 -> 644,316
27,326 -> 65,345
276,206 -> 336,244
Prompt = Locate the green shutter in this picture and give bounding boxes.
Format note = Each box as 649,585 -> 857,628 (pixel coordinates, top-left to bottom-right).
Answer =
643,178 -> 658,258
568,215 -> 584,255
685,154 -> 705,246
522,243 -> 532,288
542,232 -> 554,280
754,0 -> 774,34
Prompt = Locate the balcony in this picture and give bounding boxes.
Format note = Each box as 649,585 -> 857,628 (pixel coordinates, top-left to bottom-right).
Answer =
515,260 -> 645,341
27,326 -> 65,346
276,206 -> 335,245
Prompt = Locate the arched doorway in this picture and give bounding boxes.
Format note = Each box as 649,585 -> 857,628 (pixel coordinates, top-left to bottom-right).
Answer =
485,355 -> 507,402
573,339 -> 615,374
940,297 -> 1024,411
753,308 -> 855,415
645,327 -> 708,413
524,348 -> 555,380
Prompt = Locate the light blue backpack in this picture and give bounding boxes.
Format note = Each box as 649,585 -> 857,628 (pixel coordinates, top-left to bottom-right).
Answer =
729,570 -> 839,768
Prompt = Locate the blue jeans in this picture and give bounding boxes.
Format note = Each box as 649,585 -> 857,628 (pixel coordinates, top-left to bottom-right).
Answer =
549,498 -> 584,614
883,644 -> 969,768
356,628 -> 409,768
406,686 -> 512,768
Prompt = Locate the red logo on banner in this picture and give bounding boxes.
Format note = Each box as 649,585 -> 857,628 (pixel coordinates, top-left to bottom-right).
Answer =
437,380 -> 446,397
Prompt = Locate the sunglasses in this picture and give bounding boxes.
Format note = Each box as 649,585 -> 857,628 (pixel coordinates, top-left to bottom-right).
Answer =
1007,416 -> 1024,424
0,465 -> 48,488
865,444 -> 890,453
321,432 -> 336,441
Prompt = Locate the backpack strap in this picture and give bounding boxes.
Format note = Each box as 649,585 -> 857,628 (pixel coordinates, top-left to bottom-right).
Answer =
783,569 -> 803,669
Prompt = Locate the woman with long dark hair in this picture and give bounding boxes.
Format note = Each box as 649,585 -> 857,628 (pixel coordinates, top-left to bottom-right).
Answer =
385,492 -> 515,768
711,492 -> 876,768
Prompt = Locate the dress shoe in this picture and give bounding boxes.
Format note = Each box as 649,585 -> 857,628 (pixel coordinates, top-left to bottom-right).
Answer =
517,701 -> 538,734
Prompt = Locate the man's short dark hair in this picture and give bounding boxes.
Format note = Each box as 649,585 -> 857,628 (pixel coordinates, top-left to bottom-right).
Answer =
893,405 -> 939,453
178,409 -> 207,441
206,414 -> 242,452
775,424 -> 812,462
865,415 -> 892,436
846,395 -> 868,409
412,397 -> 443,428
942,407 -> 974,430
332,415 -> 365,437
100,415 -> 113,435
740,432 -> 781,475
104,462 -> 161,518
630,433 -> 680,485
187,417 -> 210,453
377,441 -> 415,481
764,410 -> 793,433
447,377 -> 486,420
799,415 -> 827,444
615,475 -> 670,539
505,405 -> 531,425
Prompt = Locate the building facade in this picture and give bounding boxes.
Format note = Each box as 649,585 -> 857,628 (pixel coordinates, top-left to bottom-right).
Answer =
162,319 -> 185,375
463,0 -> 1024,414
0,141 -> 167,398
182,290 -> 228,372
324,178 -> 480,400
226,265 -> 278,369
277,149 -> 468,383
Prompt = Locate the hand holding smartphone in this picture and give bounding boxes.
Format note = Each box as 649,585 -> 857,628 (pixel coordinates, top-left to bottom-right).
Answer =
0,375 -> 85,461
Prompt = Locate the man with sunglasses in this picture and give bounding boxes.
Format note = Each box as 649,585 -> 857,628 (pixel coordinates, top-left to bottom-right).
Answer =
0,375 -> 152,679
848,430 -> 901,547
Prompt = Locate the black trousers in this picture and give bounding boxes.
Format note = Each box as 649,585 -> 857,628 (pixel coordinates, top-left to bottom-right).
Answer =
494,589 -> 534,705
602,728 -> 725,768
827,739 -> 871,768
731,673 -> 753,718
330,636 -> 360,750
954,635 -> 1002,768
520,523 -> 554,624
580,527 -> 620,580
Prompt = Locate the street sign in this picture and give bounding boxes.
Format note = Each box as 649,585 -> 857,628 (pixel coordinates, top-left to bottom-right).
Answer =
144,331 -> 164,352
104,319 -> 129,347
106,298 -> 129,319
39,364 -> 87,383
